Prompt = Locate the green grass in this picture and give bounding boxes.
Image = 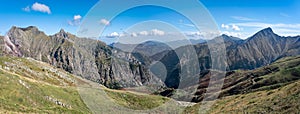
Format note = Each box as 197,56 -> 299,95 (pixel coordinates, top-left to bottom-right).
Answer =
0,57 -> 91,113
1,55 -> 298,113
0,56 -> 181,113
104,89 -> 170,110
0,69 -> 91,113
184,79 -> 300,114
185,56 -> 300,114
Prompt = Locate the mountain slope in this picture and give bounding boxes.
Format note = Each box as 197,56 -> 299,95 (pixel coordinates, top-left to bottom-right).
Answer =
193,56 -> 300,102
229,27 -> 300,69
0,56 -> 177,113
185,78 -> 300,113
156,28 -> 300,89
185,56 -> 300,113
0,26 -> 163,88
1,26 -> 299,90
0,57 -> 91,113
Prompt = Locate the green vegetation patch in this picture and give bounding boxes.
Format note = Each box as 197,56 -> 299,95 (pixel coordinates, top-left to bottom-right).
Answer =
105,89 -> 169,110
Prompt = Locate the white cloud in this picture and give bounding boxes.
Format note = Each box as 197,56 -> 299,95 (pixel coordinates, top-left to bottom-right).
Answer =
74,15 -> 82,20
68,15 -> 82,26
280,13 -> 290,17
226,22 -> 300,37
222,24 -> 241,31
221,31 -> 242,38
232,22 -> 300,29
139,31 -> 149,36
221,24 -> 230,30
100,19 -> 110,26
31,2 -> 51,14
131,32 -> 137,37
107,32 -> 120,38
22,6 -> 30,12
231,16 -> 257,21
106,29 -> 166,38
232,24 -> 241,31
130,29 -> 165,37
184,31 -> 220,39
151,29 -> 165,36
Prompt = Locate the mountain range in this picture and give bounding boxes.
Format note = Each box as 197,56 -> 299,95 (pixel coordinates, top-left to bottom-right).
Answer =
0,26 -> 299,91
0,26 -> 300,113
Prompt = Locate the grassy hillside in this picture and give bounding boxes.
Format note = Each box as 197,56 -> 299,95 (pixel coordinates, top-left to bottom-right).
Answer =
0,55 -> 299,113
193,56 -> 300,102
185,79 -> 300,113
0,57 -> 91,113
185,56 -> 300,113
0,56 -> 174,113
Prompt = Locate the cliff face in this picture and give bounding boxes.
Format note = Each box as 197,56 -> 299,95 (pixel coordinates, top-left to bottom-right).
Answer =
0,26 -> 163,88
227,28 -> 300,70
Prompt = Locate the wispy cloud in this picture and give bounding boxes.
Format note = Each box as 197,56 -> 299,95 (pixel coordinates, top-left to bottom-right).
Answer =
151,29 -> 165,36
105,29 -> 165,38
231,22 -> 300,29
221,24 -> 241,31
180,23 -> 195,27
228,22 -> 300,36
22,2 -> 51,14
232,24 -> 241,31
179,19 -> 195,28
231,16 -> 257,21
99,19 -> 110,26
221,31 -> 242,37
22,6 -> 30,12
68,15 -> 82,26
221,24 -> 230,29
106,32 -> 120,38
279,13 -> 290,17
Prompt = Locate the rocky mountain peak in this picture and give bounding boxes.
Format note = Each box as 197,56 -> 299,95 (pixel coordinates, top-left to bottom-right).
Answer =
254,27 -> 275,37
8,26 -> 41,35
55,28 -> 69,39
59,29 -> 66,33
248,27 -> 277,41
221,34 -> 242,40
216,34 -> 243,43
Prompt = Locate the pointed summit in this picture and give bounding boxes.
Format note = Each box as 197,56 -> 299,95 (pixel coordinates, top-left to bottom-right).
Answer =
256,27 -> 275,36
56,28 -> 69,39
260,27 -> 273,33
219,34 -> 243,42
247,27 -> 277,41
59,29 -> 66,33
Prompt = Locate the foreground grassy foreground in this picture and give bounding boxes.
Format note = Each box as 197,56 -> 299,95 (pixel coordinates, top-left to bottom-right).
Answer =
0,56 -> 299,113
0,57 -> 176,113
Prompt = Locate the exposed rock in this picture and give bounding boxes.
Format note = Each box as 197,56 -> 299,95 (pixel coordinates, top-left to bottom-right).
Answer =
45,96 -> 71,108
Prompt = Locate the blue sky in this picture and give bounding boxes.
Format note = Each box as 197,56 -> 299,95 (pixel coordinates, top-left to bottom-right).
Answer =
0,0 -> 299,43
